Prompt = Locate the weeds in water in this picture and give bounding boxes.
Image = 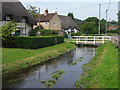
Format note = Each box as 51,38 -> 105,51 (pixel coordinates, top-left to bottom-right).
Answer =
40,70 -> 65,88
75,60 -> 82,62
41,80 -> 46,83
44,81 -> 54,88
80,57 -> 84,59
52,73 -> 61,80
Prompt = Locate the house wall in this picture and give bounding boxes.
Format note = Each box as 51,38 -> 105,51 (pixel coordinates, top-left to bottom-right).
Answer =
33,22 -> 50,30
1,21 -> 32,36
49,14 -> 61,30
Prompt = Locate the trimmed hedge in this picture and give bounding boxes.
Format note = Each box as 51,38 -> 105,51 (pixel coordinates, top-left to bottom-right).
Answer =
3,36 -> 64,49
14,36 -> 64,49
29,29 -> 58,36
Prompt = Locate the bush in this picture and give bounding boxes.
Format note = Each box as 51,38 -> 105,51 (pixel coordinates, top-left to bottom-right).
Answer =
108,30 -> 118,33
14,36 -> 64,49
71,32 -> 82,36
30,29 -> 58,36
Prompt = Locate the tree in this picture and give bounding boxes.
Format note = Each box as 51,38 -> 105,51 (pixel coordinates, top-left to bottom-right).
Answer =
81,21 -> 98,34
100,18 -> 106,34
67,12 -> 74,20
1,21 -> 17,47
83,17 -> 99,26
27,5 -> 38,18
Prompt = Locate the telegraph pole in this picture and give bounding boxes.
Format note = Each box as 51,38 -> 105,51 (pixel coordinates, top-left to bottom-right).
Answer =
106,10 -> 108,34
39,8 -> 40,29
98,4 -> 101,35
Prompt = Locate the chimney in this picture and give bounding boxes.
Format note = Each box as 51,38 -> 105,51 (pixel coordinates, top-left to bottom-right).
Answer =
45,9 -> 48,15
55,11 -> 57,14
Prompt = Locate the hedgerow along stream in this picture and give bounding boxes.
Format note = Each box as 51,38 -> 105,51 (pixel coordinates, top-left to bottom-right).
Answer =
3,46 -> 96,88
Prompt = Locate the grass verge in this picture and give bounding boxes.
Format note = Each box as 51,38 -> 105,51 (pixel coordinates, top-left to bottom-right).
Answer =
74,42 -> 118,88
2,42 -> 76,74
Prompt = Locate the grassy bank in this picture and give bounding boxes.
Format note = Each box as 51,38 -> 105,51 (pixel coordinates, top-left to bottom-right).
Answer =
74,42 -> 118,88
2,42 -> 76,74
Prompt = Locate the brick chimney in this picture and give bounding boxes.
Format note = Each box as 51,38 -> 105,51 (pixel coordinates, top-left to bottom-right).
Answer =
45,9 -> 48,15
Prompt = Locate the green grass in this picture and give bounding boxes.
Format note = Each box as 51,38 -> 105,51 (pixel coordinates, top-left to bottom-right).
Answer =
74,42 -> 118,88
2,42 -> 76,74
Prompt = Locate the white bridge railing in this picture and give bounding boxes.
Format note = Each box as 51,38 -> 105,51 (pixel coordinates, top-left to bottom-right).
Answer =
72,36 -> 111,45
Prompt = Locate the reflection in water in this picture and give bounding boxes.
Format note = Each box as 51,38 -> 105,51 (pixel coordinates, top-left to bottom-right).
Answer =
3,46 -> 96,88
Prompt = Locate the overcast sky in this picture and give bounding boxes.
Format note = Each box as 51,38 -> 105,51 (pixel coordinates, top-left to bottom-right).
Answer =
20,0 -> 119,21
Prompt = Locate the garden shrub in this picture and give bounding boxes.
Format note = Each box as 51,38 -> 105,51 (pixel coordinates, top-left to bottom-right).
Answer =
29,29 -> 58,36
14,36 -> 64,49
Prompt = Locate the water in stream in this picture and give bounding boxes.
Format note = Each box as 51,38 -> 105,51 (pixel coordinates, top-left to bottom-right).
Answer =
3,46 -> 96,88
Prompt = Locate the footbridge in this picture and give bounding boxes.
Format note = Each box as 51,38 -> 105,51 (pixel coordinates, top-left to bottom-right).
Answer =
72,36 -> 112,45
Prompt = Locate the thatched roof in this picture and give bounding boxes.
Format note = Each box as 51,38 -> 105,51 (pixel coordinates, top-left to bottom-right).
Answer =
1,1 -> 37,25
58,15 -> 78,30
36,13 -> 56,22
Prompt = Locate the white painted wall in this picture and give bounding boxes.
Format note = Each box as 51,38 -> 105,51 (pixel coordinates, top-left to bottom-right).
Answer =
0,21 -> 32,36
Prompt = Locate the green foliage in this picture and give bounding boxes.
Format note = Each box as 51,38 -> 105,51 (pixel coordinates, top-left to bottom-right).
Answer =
100,19 -> 106,34
71,32 -> 82,36
14,36 -> 64,49
81,21 -> 98,34
52,73 -> 61,80
29,29 -> 58,36
2,43 -> 76,73
108,30 -> 118,33
44,81 -> 54,88
80,57 -> 84,59
27,5 -> 39,18
1,21 -> 17,47
67,12 -> 74,20
38,29 -> 58,36
40,70 -> 65,88
74,42 -> 118,88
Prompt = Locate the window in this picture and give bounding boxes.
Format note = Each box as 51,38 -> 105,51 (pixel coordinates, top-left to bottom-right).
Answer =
5,15 -> 12,21
21,17 -> 27,23
53,22 -> 57,26
44,22 -> 48,25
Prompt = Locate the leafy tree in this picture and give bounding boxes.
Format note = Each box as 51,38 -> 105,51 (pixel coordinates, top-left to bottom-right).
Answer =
81,21 -> 98,34
83,17 -> 99,26
1,21 -> 17,47
68,12 -> 74,20
27,5 -> 38,18
100,18 -> 106,34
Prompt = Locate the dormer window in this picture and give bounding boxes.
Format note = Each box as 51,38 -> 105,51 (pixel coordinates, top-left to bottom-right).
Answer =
21,17 -> 27,23
5,15 -> 12,21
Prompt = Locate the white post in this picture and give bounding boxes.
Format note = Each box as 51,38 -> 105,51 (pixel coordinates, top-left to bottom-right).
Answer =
93,36 -> 95,44
85,37 -> 86,44
102,36 -> 104,44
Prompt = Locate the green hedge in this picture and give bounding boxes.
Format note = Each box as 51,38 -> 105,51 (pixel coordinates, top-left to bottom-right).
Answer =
14,36 -> 64,49
29,29 -> 58,36
108,30 -> 118,33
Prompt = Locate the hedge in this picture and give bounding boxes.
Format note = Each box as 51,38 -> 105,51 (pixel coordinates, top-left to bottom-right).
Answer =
29,29 -> 58,36
3,36 -> 64,49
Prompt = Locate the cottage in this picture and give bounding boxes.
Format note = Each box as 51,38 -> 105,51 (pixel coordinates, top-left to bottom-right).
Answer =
35,9 -> 79,34
0,0 -> 37,36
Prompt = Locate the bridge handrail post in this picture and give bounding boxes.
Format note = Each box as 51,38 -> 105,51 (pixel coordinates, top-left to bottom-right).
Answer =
102,36 -> 104,44
93,36 -> 95,44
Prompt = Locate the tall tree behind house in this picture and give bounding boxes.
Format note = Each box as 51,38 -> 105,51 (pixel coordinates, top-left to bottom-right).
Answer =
67,12 -> 74,20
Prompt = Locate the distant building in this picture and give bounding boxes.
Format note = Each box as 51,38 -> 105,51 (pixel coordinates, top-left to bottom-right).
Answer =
0,1 -> 37,36
108,26 -> 118,30
34,9 -> 79,34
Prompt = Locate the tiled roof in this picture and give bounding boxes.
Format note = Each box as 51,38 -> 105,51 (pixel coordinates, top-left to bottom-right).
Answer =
36,13 -> 56,22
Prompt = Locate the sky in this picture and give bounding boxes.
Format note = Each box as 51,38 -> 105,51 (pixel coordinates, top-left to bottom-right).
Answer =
20,0 -> 119,21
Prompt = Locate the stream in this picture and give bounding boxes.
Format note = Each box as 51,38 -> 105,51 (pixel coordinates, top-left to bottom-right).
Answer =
3,46 -> 96,88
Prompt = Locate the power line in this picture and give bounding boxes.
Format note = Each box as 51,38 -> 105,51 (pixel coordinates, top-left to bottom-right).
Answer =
107,0 -> 112,11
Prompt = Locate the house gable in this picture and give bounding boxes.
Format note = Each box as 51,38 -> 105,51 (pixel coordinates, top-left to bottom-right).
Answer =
49,14 -> 61,30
